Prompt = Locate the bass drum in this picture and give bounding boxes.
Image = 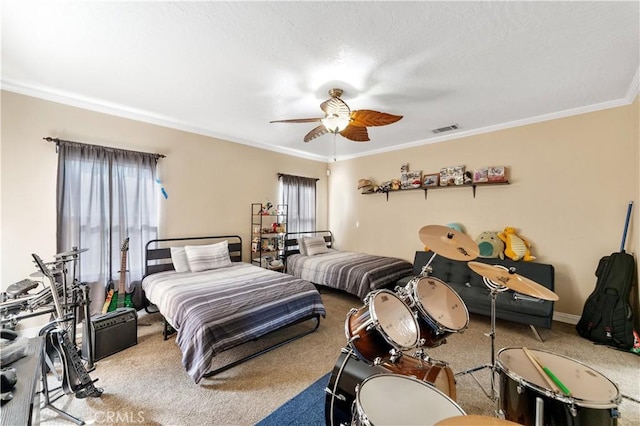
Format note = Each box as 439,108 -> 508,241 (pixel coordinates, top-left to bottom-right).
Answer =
381,353 -> 457,402
325,350 -> 457,426
353,374 -> 465,426
497,347 -> 621,425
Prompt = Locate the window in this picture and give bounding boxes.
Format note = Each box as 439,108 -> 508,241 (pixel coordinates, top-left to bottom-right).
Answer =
279,174 -> 317,233
56,140 -> 160,312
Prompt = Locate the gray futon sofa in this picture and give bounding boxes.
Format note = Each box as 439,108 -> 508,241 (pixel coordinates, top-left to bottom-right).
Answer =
397,251 -> 555,341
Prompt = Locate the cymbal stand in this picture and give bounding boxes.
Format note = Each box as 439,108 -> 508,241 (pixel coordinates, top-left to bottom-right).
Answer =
419,251 -> 438,276
454,283 -> 508,403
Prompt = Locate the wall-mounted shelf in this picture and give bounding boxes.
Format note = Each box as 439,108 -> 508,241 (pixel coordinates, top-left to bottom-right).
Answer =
364,181 -> 510,201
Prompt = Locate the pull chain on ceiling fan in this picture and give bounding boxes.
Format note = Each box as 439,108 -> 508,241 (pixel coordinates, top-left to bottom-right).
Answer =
270,88 -> 402,143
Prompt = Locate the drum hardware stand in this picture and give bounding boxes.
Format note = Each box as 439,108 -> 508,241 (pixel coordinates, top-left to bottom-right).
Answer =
79,283 -> 94,371
413,347 -> 449,369
420,252 -> 438,276
32,253 -> 102,425
454,283 -> 508,403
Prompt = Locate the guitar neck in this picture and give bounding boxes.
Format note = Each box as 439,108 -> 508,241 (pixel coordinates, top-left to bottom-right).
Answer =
118,250 -> 127,294
117,245 -> 128,308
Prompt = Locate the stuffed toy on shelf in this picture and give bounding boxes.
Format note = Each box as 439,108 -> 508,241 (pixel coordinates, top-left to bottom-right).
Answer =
498,226 -> 536,261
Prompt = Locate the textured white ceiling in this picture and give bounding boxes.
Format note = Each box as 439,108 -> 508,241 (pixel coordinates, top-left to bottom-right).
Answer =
2,1 -> 639,161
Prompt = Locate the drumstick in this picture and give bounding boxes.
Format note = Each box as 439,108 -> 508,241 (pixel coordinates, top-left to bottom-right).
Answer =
522,347 -> 560,393
523,348 -> 571,396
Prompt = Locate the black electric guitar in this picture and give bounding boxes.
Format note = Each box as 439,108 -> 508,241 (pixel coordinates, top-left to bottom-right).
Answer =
32,253 -> 103,399
106,237 -> 135,312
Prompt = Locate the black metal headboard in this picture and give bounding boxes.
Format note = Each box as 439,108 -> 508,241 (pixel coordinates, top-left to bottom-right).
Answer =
283,231 -> 333,259
144,235 -> 242,277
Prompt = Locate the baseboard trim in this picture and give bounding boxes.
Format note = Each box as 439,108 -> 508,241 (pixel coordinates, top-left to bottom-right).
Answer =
553,312 -> 580,325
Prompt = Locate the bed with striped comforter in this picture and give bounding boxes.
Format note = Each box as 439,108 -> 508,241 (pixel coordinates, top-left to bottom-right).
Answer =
142,262 -> 326,383
285,249 -> 413,300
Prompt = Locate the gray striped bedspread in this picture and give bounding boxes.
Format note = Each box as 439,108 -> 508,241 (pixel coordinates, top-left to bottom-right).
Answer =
142,262 -> 326,383
286,249 -> 413,300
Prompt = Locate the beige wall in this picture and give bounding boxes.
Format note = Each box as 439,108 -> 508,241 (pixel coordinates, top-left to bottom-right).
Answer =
328,100 -> 639,322
1,91 -> 328,288
1,90 -> 638,326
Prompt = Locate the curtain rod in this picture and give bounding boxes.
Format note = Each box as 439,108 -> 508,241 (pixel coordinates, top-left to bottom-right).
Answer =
277,173 -> 319,181
43,137 -> 166,159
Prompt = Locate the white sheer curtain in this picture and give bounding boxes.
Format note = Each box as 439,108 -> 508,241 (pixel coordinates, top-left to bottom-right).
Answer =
280,174 -> 317,233
56,141 -> 159,313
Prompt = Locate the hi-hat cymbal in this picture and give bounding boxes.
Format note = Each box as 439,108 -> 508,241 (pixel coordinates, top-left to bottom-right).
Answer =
436,415 -> 521,425
419,225 -> 479,261
467,261 -> 559,301
54,247 -> 89,258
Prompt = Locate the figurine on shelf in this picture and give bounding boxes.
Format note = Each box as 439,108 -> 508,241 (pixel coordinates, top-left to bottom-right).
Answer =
260,201 -> 274,215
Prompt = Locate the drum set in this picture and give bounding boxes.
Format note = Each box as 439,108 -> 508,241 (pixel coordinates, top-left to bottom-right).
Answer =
325,225 -> 622,426
1,248 -> 92,355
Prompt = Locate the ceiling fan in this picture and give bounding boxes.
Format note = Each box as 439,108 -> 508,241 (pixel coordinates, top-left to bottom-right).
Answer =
270,88 -> 402,143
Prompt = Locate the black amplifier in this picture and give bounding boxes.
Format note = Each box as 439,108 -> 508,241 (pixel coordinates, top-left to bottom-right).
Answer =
84,307 -> 137,361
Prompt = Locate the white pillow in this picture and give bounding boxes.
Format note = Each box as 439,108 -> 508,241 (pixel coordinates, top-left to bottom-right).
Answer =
298,237 -> 309,256
170,246 -> 191,273
304,236 -> 329,256
184,241 -> 232,272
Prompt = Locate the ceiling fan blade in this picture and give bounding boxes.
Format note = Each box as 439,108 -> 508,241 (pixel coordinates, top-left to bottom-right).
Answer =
321,97 -> 350,118
340,124 -> 370,142
270,118 -> 323,124
304,125 -> 329,143
349,110 -> 403,127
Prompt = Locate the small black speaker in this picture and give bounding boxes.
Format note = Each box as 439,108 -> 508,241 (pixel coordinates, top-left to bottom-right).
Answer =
84,307 -> 137,361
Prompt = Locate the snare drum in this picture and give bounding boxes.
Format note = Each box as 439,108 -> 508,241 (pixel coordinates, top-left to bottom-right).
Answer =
404,276 -> 469,347
345,289 -> 419,363
497,347 -> 621,425
353,374 -> 466,426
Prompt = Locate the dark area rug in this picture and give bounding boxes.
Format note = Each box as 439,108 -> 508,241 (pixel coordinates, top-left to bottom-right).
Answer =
256,373 -> 330,426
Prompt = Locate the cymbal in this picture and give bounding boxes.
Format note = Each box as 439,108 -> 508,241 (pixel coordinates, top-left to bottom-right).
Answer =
419,225 -> 479,261
54,247 -> 89,258
467,261 -> 559,301
30,268 -> 63,277
436,415 -> 520,425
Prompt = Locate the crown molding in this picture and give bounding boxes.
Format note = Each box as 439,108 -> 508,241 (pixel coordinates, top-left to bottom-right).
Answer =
334,97 -> 634,162
1,80 -> 328,163
2,79 -> 634,165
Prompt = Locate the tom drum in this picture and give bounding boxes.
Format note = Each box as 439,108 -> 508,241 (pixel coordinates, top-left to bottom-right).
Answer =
345,289 -> 419,363
403,276 -> 469,347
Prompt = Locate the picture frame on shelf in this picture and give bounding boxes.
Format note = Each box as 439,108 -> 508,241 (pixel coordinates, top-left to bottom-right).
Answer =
401,171 -> 422,189
488,166 -> 508,182
422,173 -> 439,187
440,165 -> 465,186
473,168 -> 489,183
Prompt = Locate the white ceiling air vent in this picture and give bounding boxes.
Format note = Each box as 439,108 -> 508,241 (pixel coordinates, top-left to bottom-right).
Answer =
432,124 -> 460,134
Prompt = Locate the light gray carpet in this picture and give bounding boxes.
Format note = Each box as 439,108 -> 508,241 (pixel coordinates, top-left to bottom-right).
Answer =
40,289 -> 640,425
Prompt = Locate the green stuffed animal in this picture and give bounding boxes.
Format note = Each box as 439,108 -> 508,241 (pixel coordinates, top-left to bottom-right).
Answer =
475,231 -> 505,259
498,227 -> 536,261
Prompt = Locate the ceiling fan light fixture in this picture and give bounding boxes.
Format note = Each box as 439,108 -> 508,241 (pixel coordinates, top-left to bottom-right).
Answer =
321,115 -> 350,133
